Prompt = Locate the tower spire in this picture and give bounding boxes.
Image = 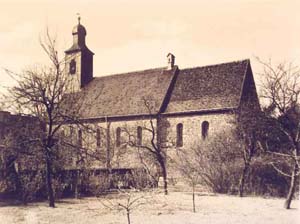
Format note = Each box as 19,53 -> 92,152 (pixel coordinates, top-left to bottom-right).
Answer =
65,18 -> 94,91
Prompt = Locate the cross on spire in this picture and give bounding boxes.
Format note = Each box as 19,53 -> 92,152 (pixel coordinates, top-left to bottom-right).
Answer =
77,13 -> 81,24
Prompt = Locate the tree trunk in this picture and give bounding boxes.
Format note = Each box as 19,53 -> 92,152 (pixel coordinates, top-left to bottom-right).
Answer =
74,169 -> 79,199
156,115 -> 168,195
159,160 -> 168,195
126,210 -> 131,224
238,162 -> 250,197
45,151 -> 55,208
192,184 -> 196,213
284,163 -> 298,209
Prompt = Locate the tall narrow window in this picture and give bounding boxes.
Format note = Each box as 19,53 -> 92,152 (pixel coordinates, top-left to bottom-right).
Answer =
116,127 -> 121,147
61,129 -> 65,138
69,59 -> 76,74
69,126 -> 74,137
96,128 -> 101,148
137,126 -> 142,146
176,123 -> 183,147
202,121 -> 209,140
78,129 -> 82,147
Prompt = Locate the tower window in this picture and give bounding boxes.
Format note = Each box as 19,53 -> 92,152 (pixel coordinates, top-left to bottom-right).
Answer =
137,126 -> 142,146
176,123 -> 183,147
116,127 -> 121,147
69,59 -> 76,74
202,121 -> 209,140
96,128 -> 101,148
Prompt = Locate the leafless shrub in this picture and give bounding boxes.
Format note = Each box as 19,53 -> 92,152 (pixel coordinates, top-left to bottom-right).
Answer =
99,188 -> 152,224
174,132 -> 242,194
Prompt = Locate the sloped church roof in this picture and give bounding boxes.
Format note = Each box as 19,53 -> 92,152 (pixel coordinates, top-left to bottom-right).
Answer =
165,59 -> 250,113
75,59 -> 251,119
77,67 -> 176,118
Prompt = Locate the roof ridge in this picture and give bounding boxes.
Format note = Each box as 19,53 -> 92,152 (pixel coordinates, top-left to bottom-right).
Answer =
179,59 -> 250,71
93,66 -> 167,79
92,59 -> 249,79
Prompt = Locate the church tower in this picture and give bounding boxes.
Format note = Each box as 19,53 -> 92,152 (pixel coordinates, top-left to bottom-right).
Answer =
65,17 -> 94,92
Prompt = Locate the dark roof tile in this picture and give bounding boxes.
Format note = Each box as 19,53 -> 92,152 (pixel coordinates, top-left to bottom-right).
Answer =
165,59 -> 249,113
76,67 -> 175,118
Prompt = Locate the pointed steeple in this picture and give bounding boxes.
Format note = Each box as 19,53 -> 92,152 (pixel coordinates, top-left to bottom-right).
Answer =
65,17 -> 94,91
65,16 -> 91,53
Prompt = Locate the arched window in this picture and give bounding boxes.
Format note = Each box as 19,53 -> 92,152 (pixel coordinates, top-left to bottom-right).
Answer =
202,121 -> 209,140
69,126 -> 74,137
176,123 -> 183,147
116,127 -> 121,147
137,126 -> 142,146
96,128 -> 101,148
78,129 -> 82,147
61,129 -> 65,138
69,59 -> 76,74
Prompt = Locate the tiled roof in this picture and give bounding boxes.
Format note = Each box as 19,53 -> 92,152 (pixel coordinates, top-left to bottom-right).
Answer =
76,67 -> 176,118
165,60 -> 249,113
71,59 -> 250,119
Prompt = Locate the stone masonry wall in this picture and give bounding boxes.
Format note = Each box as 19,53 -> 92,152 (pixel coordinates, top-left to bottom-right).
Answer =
163,112 -> 237,179
62,112 -> 237,182
62,118 -> 158,171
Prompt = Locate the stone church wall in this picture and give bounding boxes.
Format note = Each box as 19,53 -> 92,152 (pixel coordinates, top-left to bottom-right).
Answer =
62,118 -> 159,171
62,112 -> 238,183
164,112 -> 236,149
162,112 -> 237,180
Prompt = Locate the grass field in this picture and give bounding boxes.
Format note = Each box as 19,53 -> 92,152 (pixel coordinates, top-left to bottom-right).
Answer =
0,191 -> 299,224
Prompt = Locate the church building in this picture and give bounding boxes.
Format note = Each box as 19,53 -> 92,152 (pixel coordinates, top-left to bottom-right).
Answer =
63,19 -> 260,182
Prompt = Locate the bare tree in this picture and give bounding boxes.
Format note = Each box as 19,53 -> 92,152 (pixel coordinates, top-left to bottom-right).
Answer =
257,58 -> 300,209
235,105 -> 261,197
124,98 -> 169,195
99,188 -> 149,224
3,30 -> 86,207
172,148 -> 201,212
237,131 -> 256,197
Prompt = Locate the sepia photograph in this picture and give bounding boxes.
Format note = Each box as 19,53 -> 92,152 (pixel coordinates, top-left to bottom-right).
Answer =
0,0 -> 299,223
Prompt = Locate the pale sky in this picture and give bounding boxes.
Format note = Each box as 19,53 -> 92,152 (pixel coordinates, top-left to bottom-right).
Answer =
1,0 -> 300,91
